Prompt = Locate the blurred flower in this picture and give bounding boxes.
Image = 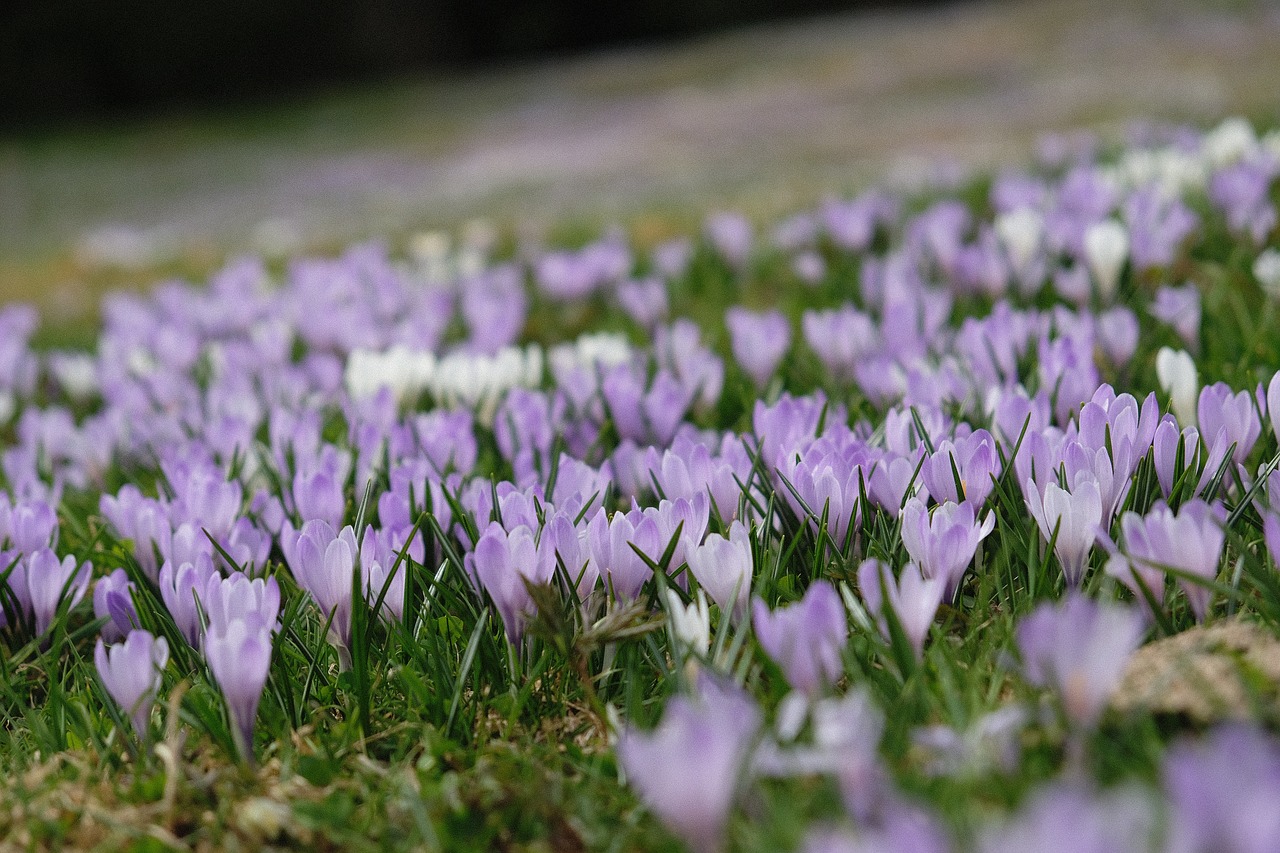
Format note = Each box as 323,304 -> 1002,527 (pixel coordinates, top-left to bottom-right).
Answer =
1150,284 -> 1201,350
1082,219 -> 1129,303
1015,593 -> 1145,728
95,630 -> 168,740
725,307 -> 790,390
617,678 -> 761,853
1254,248 -> 1280,299
857,559 -> 943,659
1156,347 -> 1198,426
1163,725 -> 1280,853
753,581 -> 846,696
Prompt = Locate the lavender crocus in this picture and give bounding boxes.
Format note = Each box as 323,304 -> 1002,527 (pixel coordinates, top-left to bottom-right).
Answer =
158,555 -> 219,647
24,548 -> 91,636
725,307 -> 790,390
1270,370 -> 1280,445
899,499 -> 995,600
1197,381 -> 1262,465
1015,592 -> 1145,728
686,520 -> 753,621
617,678 -> 761,853
281,519 -> 358,658
465,521 -> 554,644
1024,478 -> 1103,587
1163,725 -> 1280,853
1150,284 -> 1201,350
204,614 -> 273,763
753,581 -> 846,696
95,629 -> 168,740
920,430 -> 1000,509
1113,499 -> 1226,620
857,559 -> 944,659
93,567 -> 137,643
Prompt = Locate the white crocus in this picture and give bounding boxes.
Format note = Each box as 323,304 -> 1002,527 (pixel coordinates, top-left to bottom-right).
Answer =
1156,347 -> 1199,427
429,344 -> 543,425
1253,249 -> 1280,300
1083,219 -> 1129,303
663,588 -> 711,657
994,207 -> 1043,278
1201,117 -> 1257,168
345,345 -> 437,403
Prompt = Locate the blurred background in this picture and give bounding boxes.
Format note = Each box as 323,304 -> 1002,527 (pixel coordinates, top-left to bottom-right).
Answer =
2,0 -> 1279,324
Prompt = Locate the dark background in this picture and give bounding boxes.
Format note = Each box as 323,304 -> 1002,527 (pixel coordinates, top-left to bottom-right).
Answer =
1,0 -> 935,127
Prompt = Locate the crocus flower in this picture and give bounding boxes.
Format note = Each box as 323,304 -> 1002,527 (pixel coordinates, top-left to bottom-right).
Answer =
617,678 -> 761,853
900,499 -> 995,600
24,548 -> 91,636
1015,593 -> 1145,728
281,519 -> 358,656
1197,381 -> 1262,465
752,580 -> 846,696
1082,219 -> 1128,302
1115,499 -> 1226,620
1150,284 -> 1201,350
1270,370 -> 1280,445
1162,725 -> 1280,853
978,782 -> 1157,853
158,555 -> 219,648
857,559 -> 944,659
1255,248 -> 1280,299
95,629 -> 168,740
1156,347 -> 1198,427
725,307 -> 790,390
705,212 -> 753,269
93,567 -> 137,643
920,430 -> 1000,509
465,521 -> 554,644
204,614 -> 274,763
1024,478 -> 1103,586
686,521 -> 753,621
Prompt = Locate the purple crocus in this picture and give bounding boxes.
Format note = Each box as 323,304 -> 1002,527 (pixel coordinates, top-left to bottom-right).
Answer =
725,307 -> 791,390
95,629 -> 168,740
1162,725 -> 1280,853
158,555 -> 219,647
1015,592 -> 1145,728
1024,478 -> 1103,587
686,520 -> 753,621
1197,381 -> 1263,466
281,519 -> 358,658
617,677 -> 761,853
1150,284 -> 1201,350
1269,370 -> 1280,445
464,521 -> 554,644
801,305 -> 878,382
919,429 -> 1000,509
899,499 -> 995,600
1113,499 -> 1226,620
24,547 -> 91,636
204,614 -> 274,763
93,567 -> 138,643
752,580 -> 847,696
857,559 -> 944,659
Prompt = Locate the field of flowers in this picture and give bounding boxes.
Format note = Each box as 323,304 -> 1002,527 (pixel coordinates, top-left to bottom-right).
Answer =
3,116 -> 1280,851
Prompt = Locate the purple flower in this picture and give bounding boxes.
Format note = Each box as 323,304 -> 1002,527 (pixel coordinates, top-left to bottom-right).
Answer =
1209,156 -> 1278,245
1015,593 -> 1145,728
1123,184 -> 1197,271
867,451 -> 925,518
1163,725 -> 1280,853
686,521 -> 753,620
7,499 -> 58,553
725,307 -> 790,390
705,212 -> 753,268
1150,284 -> 1201,349
281,520 -> 358,655
95,630 -> 168,740
158,555 -> 219,647
617,678 -> 761,853
1269,370 -> 1280,446
919,430 -> 1000,509
464,521 -> 554,644
1095,306 -> 1139,368
753,581 -> 846,696
900,499 -> 995,600
204,614 -> 273,763
1025,478 -> 1103,586
978,783 -> 1155,853
1114,499 -> 1226,620
199,570 -> 281,638
857,559 -> 944,659
24,548 -> 91,636
802,305 -> 878,382
1198,382 -> 1262,465
93,567 -> 137,643
616,277 -> 669,330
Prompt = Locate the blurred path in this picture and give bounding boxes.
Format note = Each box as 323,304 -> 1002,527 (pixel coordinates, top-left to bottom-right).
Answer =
2,0 -> 1278,318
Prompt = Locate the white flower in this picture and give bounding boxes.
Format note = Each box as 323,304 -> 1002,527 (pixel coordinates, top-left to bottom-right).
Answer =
664,588 -> 711,656
1156,347 -> 1198,427
49,352 -> 99,401
1201,117 -> 1258,168
429,345 -> 543,424
994,207 -> 1043,276
1083,219 -> 1129,303
1253,249 -> 1280,300
345,345 -> 437,403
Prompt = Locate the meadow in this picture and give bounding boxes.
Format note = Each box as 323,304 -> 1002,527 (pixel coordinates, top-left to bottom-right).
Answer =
2,116 -> 1280,852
